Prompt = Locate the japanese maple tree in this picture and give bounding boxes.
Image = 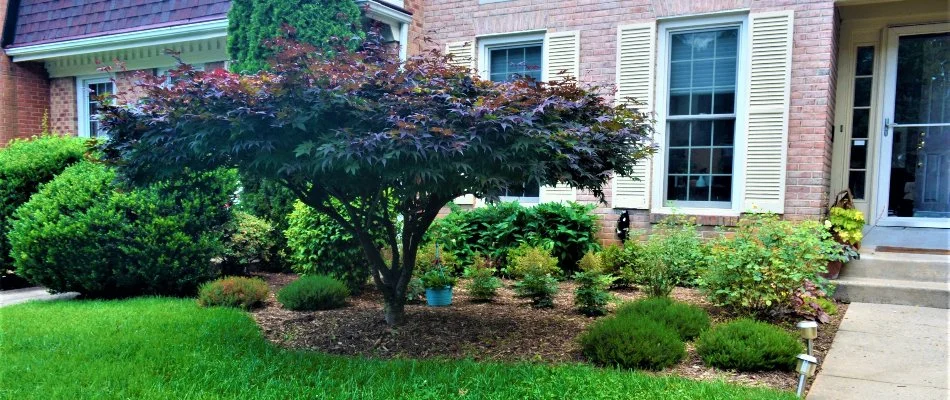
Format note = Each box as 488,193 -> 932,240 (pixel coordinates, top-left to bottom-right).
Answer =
100,38 -> 653,325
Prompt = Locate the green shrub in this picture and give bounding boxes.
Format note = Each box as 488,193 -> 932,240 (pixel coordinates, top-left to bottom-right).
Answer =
198,276 -> 269,309
616,297 -> 710,340
505,244 -> 559,278
222,211 -> 279,274
8,162 -> 236,297
235,176 -> 296,271
0,134 -> 86,273
277,275 -> 349,311
285,201 -> 370,293
638,238 -> 675,297
579,315 -> 686,370
428,201 -> 599,273
697,319 -> 804,372
573,271 -> 615,316
405,277 -> 425,303
464,255 -> 502,302
600,243 -> 638,286
416,242 -> 460,275
577,251 -> 604,273
698,214 -> 841,315
642,215 -> 706,286
514,272 -> 559,308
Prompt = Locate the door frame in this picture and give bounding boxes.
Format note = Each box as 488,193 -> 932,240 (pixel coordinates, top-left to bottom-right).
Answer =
874,22 -> 950,228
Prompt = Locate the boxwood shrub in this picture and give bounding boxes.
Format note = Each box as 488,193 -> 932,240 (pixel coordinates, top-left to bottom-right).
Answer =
8,162 -> 236,297
696,319 -> 804,371
285,201 -> 373,294
198,276 -> 269,309
277,275 -> 349,311
579,314 -> 686,370
616,297 -> 710,340
0,134 -> 86,278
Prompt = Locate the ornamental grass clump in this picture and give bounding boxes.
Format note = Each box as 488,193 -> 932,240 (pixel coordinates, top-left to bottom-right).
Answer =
616,297 -> 710,340
277,275 -> 349,311
579,314 -> 686,370
198,277 -> 269,309
696,319 -> 804,372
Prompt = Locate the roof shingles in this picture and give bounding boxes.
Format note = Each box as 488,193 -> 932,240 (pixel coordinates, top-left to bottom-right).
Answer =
8,0 -> 231,47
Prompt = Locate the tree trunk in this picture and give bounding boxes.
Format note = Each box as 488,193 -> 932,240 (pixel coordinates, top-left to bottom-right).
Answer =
384,299 -> 405,326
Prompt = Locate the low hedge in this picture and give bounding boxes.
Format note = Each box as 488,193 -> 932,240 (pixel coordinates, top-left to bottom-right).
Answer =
198,277 -> 269,309
579,314 -> 686,370
277,275 -> 349,311
697,319 -> 804,372
616,297 -> 710,340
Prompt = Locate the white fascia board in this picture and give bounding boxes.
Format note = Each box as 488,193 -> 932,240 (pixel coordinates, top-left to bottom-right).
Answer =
6,19 -> 228,62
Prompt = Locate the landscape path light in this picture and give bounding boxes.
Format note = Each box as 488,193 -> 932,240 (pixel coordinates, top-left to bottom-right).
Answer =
797,320 -> 818,355
795,353 -> 818,398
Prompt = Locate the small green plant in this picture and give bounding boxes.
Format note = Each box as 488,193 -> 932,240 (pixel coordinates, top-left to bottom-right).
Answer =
277,275 -> 349,311
197,277 -> 269,309
634,215 -> 706,293
577,250 -> 604,273
573,271 -> 616,316
579,315 -> 686,370
699,214 -> 841,316
420,268 -> 457,289
505,244 -> 559,278
405,277 -> 425,303
816,297 -> 838,316
222,211 -> 279,273
464,255 -> 502,302
638,238 -> 676,297
514,273 -> 559,308
827,207 -> 865,245
416,242 -> 460,275
616,297 -> 710,340
696,319 -> 804,372
600,243 -> 638,286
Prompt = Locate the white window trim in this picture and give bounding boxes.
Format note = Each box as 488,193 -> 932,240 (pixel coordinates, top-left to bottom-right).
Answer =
650,13 -> 750,217
76,75 -> 114,139
477,31 -> 548,203
476,31 -> 547,82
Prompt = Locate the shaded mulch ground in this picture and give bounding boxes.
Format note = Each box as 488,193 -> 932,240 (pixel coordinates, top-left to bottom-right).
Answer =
251,272 -> 846,393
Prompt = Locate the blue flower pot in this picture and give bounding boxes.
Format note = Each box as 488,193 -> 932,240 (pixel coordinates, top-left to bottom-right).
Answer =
425,286 -> 453,307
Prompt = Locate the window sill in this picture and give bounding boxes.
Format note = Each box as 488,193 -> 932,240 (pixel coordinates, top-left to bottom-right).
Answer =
649,206 -> 741,226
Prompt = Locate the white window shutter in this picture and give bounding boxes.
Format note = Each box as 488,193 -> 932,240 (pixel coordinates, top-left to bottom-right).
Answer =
612,22 -> 656,209
538,31 -> 581,203
544,31 -> 580,81
743,11 -> 794,214
445,41 -> 475,69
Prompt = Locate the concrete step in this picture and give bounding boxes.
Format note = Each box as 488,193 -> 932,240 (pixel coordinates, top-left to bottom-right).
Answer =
834,277 -> 949,309
842,252 -> 949,282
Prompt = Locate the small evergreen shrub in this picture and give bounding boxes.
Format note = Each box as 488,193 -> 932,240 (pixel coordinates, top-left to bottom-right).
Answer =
277,275 -> 349,311
573,271 -> 615,316
285,201 -> 371,293
235,176 -> 296,271
697,319 -> 804,372
0,134 -> 86,274
580,315 -> 686,370
514,273 -> 559,308
198,276 -> 269,309
577,251 -> 604,273
616,297 -> 710,340
505,244 -> 559,278
464,255 -> 502,302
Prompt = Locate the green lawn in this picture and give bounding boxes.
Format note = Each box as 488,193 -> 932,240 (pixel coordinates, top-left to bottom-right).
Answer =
0,298 -> 794,399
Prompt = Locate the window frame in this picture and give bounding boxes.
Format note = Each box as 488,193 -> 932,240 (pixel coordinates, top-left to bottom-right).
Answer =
75,75 -> 114,139
651,13 -> 750,216
478,31 -> 547,203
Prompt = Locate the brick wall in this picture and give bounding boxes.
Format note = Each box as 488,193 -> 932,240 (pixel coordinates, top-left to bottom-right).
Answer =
0,53 -> 51,145
417,0 -> 838,242
49,77 -> 77,135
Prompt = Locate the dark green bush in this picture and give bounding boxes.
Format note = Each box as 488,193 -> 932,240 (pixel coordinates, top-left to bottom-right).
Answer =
428,201 -> 599,273
198,276 -> 269,309
285,201 -> 370,293
573,271 -> 615,316
222,211 -> 279,274
616,297 -> 710,340
514,272 -> 559,308
579,315 -> 686,370
8,162 -> 236,297
463,255 -> 502,302
0,134 -> 86,274
235,176 -> 295,271
277,275 -> 349,311
696,319 -> 804,372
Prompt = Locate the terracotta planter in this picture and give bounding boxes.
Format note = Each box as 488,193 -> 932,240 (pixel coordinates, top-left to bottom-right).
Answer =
823,260 -> 844,280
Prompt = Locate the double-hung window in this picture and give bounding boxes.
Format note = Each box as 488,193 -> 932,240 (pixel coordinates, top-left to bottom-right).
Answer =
77,77 -> 114,139
664,27 -> 739,208
480,33 -> 545,202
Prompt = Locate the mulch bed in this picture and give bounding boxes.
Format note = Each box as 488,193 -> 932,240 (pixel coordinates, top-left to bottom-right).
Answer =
251,272 -> 846,393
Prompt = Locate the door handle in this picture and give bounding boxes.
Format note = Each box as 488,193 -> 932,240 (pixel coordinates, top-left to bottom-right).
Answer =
883,118 -> 891,137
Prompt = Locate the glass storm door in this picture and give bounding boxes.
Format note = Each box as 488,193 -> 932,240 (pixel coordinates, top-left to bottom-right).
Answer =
878,24 -> 950,228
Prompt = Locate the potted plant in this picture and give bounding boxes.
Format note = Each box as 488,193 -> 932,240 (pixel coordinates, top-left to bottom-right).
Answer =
421,267 -> 457,307
823,191 -> 865,279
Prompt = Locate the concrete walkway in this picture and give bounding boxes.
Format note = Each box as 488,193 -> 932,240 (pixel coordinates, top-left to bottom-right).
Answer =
808,303 -> 949,399
0,287 -> 78,307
